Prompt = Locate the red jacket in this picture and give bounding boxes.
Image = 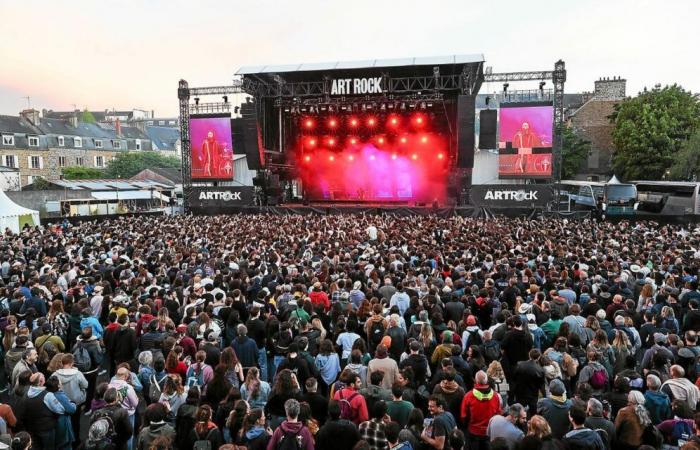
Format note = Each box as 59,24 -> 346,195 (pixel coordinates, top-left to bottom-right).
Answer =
309,291 -> 330,311
334,387 -> 369,425
460,384 -> 502,436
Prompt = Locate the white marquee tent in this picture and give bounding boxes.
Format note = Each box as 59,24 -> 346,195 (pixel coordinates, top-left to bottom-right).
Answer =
0,190 -> 40,234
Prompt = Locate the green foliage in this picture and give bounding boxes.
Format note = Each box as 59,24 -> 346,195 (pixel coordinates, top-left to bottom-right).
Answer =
30,177 -> 52,190
610,84 -> 700,180
669,130 -> 700,181
62,166 -> 104,180
80,109 -> 97,124
105,152 -> 181,179
561,126 -> 592,179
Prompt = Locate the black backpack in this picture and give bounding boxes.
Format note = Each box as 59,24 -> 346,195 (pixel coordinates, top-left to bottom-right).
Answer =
89,408 -> 118,444
276,430 -> 303,450
466,329 -> 483,346
369,320 -> 385,346
483,340 -> 501,363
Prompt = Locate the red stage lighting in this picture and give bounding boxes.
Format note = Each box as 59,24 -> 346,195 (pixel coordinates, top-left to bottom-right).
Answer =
421,135 -> 429,144
349,137 -> 358,145
329,155 -> 335,161
304,119 -> 314,129
308,138 -> 317,147
348,155 -> 354,161
349,118 -> 359,127
437,153 -> 444,159
328,118 -> 338,128
328,138 -> 336,146
388,115 -> 400,127
377,137 -> 385,145
412,153 -> 418,160
413,114 -> 425,126
391,153 -> 397,160
304,155 -> 311,162
400,136 -> 407,144
367,117 -> 376,127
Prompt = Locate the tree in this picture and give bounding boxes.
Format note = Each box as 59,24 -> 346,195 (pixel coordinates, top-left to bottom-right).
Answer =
669,130 -> 700,180
80,109 -> 97,124
62,166 -> 104,180
30,177 -> 52,190
610,84 -> 700,180
105,152 -> 181,179
561,126 -> 592,180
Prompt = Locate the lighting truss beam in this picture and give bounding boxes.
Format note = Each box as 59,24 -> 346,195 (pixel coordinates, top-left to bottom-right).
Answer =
484,71 -> 554,82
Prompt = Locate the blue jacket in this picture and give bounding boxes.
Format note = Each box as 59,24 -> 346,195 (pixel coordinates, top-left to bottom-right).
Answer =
80,316 -> 104,339
644,390 -> 671,424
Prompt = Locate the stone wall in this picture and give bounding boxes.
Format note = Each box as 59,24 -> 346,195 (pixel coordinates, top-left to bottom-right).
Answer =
593,77 -> 626,100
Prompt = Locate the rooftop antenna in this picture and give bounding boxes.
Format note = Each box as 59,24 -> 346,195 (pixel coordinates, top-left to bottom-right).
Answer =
22,96 -> 31,109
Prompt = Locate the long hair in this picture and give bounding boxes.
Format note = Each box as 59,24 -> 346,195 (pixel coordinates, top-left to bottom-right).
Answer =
165,348 -> 181,372
244,367 -> 261,400
241,408 -> 264,438
48,300 -> 65,320
194,404 -> 214,436
220,347 -> 239,370
627,390 -> 651,427
271,369 -> 298,397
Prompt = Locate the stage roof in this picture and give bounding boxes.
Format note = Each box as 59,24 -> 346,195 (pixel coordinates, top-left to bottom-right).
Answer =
236,54 -> 485,75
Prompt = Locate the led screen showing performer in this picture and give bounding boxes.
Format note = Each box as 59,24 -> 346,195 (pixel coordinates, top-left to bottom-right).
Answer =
498,104 -> 553,178
190,114 -> 234,180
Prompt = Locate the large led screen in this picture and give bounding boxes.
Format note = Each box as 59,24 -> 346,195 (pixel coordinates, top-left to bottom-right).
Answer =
190,114 -> 234,180
498,103 -> 553,178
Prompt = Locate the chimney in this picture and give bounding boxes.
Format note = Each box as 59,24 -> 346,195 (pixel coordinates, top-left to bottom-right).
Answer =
19,109 -> 40,125
116,118 -> 122,137
151,110 -> 154,118
69,111 -> 79,128
594,76 -> 627,100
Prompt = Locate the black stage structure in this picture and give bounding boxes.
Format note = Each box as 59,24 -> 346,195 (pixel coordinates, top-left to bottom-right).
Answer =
178,57 -> 566,213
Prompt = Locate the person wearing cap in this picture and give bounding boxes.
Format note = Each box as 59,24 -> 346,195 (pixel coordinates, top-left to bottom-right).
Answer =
349,280 -> 366,309
537,378 -> 572,439
461,315 -> 484,352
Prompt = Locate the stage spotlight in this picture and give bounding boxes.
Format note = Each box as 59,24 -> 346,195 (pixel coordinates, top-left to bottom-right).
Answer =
391,153 -> 397,160
400,136 -> 407,144
412,153 -> 418,160
328,138 -> 336,146
308,138 -> 317,146
369,155 -> 376,161
377,137 -> 385,145
367,117 -> 376,127
304,155 -> 311,162
414,115 -> 424,125
421,136 -> 428,144
348,155 -> 354,161
329,155 -> 335,161
349,118 -> 359,127
305,119 -> 314,129
401,103 -> 406,110
420,102 -> 426,109
389,117 -> 399,126
437,153 -> 444,159
328,118 -> 338,128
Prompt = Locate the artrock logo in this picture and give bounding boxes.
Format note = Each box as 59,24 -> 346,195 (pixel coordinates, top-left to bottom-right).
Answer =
483,190 -> 538,201
198,191 -> 242,201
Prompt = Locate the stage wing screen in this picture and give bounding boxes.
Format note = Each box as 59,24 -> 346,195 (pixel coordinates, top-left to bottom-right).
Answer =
190,114 -> 234,181
498,103 -> 553,178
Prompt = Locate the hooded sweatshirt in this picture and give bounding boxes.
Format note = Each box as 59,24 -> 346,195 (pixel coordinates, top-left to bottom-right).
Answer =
460,383 -> 502,436
267,420 -> 314,450
27,386 -> 65,414
137,421 -> 176,450
54,367 -> 89,405
537,396 -> 572,439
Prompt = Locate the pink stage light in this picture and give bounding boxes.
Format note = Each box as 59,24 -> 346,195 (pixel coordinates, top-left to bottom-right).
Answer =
391,153 -> 397,160
400,136 -> 407,144
348,155 -> 354,161
369,155 -> 376,160
377,137 -> 385,145
421,135 -> 428,144
437,153 -> 444,159
412,153 -> 418,160
305,119 -> 314,129
349,137 -> 358,145
329,155 -> 335,161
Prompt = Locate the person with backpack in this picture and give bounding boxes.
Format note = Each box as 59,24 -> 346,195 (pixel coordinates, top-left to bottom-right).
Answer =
20,372 -> 68,450
267,398 -> 314,450
186,404 -> 223,450
136,403 -> 176,450
334,372 -> 369,425
90,387 -> 133,450
656,399 -> 695,447
578,351 -> 609,397
365,304 -> 388,353
107,367 -> 139,448
460,315 -> 483,351
34,323 -> 64,371
186,350 -> 214,389
54,353 -> 88,439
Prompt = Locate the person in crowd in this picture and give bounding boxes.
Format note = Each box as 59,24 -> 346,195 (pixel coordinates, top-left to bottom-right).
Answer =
537,379 -> 573,440
267,399 -> 314,450
136,403 -> 176,450
562,404 -> 606,450
614,390 -> 652,450
316,400 -> 361,450
487,403 -> 526,450
584,398 -> 615,449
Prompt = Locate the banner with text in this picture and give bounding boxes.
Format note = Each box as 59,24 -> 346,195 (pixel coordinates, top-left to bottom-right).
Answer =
188,187 -> 255,209
470,184 -> 553,208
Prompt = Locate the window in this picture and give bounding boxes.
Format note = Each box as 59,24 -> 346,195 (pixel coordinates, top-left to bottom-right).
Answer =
169,120 -> 176,125
58,156 -> 66,167
113,140 -> 121,150
28,155 -> 43,169
135,139 -> 142,150
28,136 -> 39,147
158,120 -> 165,125
2,135 -> 14,146
58,136 -> 65,147
76,157 -> 84,166
146,121 -> 153,126
74,137 -> 82,148
27,176 -> 33,185
3,155 -> 17,168
95,139 -> 103,148
94,156 -> 105,168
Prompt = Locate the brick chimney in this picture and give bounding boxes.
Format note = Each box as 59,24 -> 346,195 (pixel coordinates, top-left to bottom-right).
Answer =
594,76 -> 626,100
19,108 -> 40,125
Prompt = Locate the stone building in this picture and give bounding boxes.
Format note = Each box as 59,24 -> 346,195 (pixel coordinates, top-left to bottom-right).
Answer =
568,77 -> 627,180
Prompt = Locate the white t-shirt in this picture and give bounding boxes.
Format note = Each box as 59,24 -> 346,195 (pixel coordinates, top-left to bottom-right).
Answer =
367,226 -> 378,240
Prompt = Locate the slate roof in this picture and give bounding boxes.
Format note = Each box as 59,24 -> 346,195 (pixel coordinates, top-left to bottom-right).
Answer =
0,115 -> 42,135
146,126 -> 179,151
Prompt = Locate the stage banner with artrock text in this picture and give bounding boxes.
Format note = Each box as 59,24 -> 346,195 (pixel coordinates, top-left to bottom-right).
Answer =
470,184 -> 553,208
188,187 -> 255,208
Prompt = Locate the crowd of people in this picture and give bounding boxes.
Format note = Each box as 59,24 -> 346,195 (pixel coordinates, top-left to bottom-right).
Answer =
0,213 -> 700,450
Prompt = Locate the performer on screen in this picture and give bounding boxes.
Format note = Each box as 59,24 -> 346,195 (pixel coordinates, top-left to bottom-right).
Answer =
512,122 -> 542,173
201,130 -> 218,177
